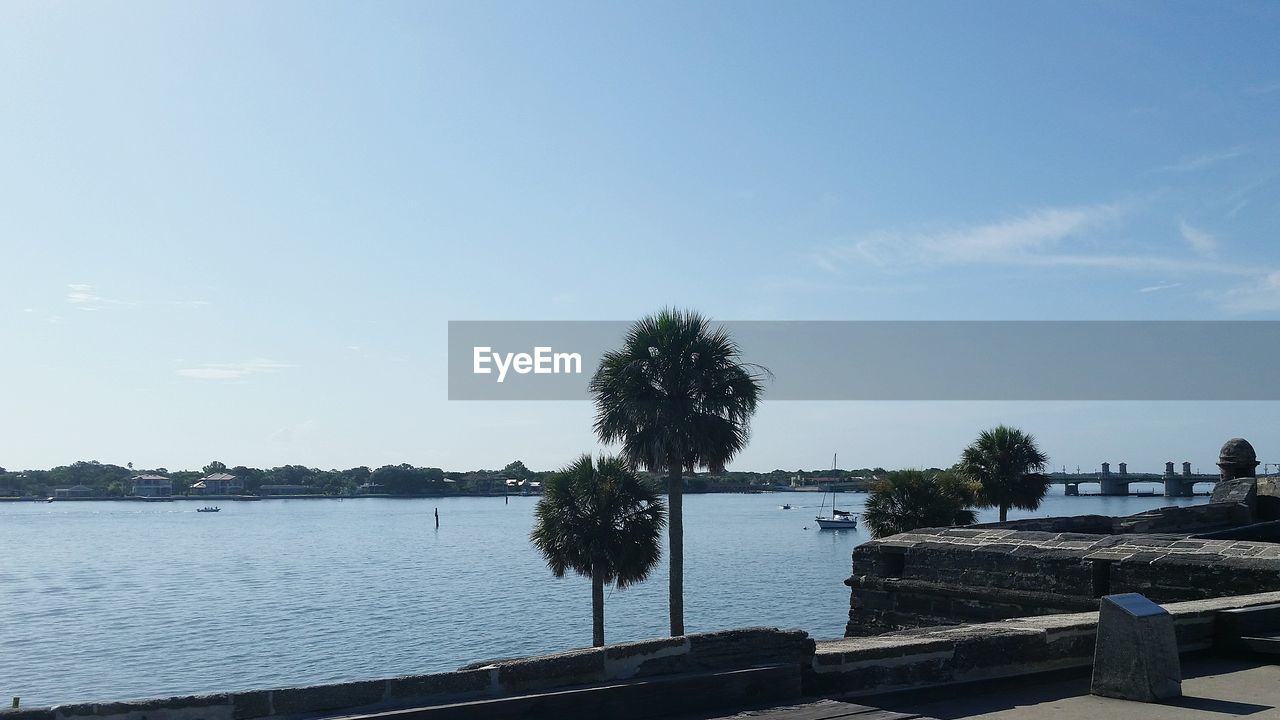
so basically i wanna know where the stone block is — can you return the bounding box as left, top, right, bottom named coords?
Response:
left=385, top=669, right=494, bottom=704
left=229, top=691, right=271, bottom=720
left=1091, top=593, right=1181, bottom=702
left=494, top=647, right=605, bottom=693
left=270, top=680, right=385, bottom=716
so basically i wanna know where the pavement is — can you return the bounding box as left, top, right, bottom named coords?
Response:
left=893, top=656, right=1280, bottom=719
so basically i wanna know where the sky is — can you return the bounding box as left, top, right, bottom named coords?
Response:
left=3, top=1, right=1280, bottom=474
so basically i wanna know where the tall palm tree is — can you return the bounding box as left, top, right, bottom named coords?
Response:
left=959, top=425, right=1050, bottom=522
left=861, top=469, right=979, bottom=539
left=590, top=309, right=766, bottom=636
left=530, top=455, right=666, bottom=647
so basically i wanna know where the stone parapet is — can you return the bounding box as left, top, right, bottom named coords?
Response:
left=813, top=590, right=1280, bottom=697
left=2, top=628, right=814, bottom=720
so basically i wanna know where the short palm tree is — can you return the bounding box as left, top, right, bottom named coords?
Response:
left=959, top=425, right=1050, bottom=522
left=530, top=455, right=666, bottom=647
left=590, top=309, right=766, bottom=636
left=861, top=469, right=979, bottom=539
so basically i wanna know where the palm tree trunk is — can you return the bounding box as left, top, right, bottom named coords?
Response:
left=668, top=459, right=684, bottom=637
left=592, top=561, right=605, bottom=647
left=1000, top=504, right=1008, bottom=522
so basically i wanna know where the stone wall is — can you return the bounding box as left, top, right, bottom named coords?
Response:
left=2, top=628, right=813, bottom=720
left=846, top=525, right=1280, bottom=635
left=812, top=590, right=1280, bottom=697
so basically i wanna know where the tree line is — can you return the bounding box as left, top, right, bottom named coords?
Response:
left=0, top=457, right=888, bottom=499
left=0, top=460, right=543, bottom=497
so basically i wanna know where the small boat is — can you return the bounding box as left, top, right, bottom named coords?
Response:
left=815, top=508, right=858, bottom=530
left=45, top=497, right=54, bottom=503
left=196, top=506, right=221, bottom=513
left=780, top=504, right=793, bottom=510
left=815, top=452, right=858, bottom=530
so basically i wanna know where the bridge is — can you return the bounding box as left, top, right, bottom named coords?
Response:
left=1050, top=461, right=1218, bottom=497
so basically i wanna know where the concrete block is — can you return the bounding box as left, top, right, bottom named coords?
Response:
left=1091, top=593, right=1181, bottom=702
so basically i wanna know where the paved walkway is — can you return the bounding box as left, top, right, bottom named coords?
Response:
left=893, top=656, right=1280, bottom=719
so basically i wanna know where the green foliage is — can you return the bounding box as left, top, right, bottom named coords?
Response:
left=589, top=308, right=766, bottom=636
left=530, top=455, right=666, bottom=647
left=371, top=464, right=445, bottom=495
left=590, top=309, right=767, bottom=474
left=502, top=460, right=532, bottom=479
left=959, top=425, right=1050, bottom=522
left=862, top=469, right=979, bottom=539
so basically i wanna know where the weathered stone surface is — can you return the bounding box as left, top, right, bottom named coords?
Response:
left=229, top=691, right=271, bottom=720
left=0, top=711, right=57, bottom=720
left=384, top=669, right=494, bottom=704
left=847, top=504, right=1280, bottom=635
left=270, top=680, right=385, bottom=716
left=493, top=647, right=605, bottom=693
left=1090, top=593, right=1181, bottom=702
left=1211, top=477, right=1257, bottom=513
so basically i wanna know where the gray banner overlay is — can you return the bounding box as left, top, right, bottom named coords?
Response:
left=448, top=321, right=1280, bottom=401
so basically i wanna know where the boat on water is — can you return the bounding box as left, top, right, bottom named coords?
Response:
left=780, top=504, right=793, bottom=510
left=196, top=506, right=221, bottom=513
left=815, top=508, right=858, bottom=529
left=815, top=452, right=858, bottom=529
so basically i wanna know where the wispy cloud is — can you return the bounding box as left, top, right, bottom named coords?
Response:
left=176, top=358, right=295, bottom=381
left=814, top=203, right=1263, bottom=282
left=1214, top=272, right=1280, bottom=313
left=1139, top=282, right=1182, bottom=293
left=1179, top=221, right=1219, bottom=258
left=66, top=283, right=126, bottom=310
left=1156, top=147, right=1245, bottom=173
left=821, top=203, right=1126, bottom=270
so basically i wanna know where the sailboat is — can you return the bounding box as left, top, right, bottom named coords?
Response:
left=816, top=452, right=858, bottom=530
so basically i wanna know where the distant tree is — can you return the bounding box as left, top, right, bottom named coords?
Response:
left=591, top=309, right=766, bottom=636
left=959, top=425, right=1050, bottom=522
left=530, top=455, right=666, bottom=647
left=502, top=460, right=532, bottom=479
left=862, top=469, right=978, bottom=539
left=203, top=461, right=227, bottom=474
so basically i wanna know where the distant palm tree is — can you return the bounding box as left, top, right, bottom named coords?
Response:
left=530, top=455, right=666, bottom=647
left=590, top=309, right=766, bottom=636
left=959, top=425, right=1050, bottom=522
left=862, top=469, right=979, bottom=539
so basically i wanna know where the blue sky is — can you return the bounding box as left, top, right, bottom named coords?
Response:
left=4, top=1, right=1280, bottom=473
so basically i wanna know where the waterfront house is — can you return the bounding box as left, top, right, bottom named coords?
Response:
left=130, top=474, right=172, bottom=498
left=190, top=472, right=244, bottom=495
left=357, top=482, right=387, bottom=495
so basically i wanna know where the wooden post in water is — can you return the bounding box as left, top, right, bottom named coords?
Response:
left=434, top=507, right=439, bottom=529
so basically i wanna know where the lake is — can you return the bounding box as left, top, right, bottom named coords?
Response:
left=0, top=488, right=1210, bottom=705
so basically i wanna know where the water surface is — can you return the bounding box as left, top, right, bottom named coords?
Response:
left=0, top=488, right=1206, bottom=705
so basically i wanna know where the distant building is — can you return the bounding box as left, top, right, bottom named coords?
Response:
left=190, top=472, right=243, bottom=495
left=357, top=483, right=387, bottom=495
left=131, top=474, right=172, bottom=498
left=54, top=485, right=95, bottom=499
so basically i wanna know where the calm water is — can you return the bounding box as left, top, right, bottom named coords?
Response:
left=0, top=487, right=1208, bottom=705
